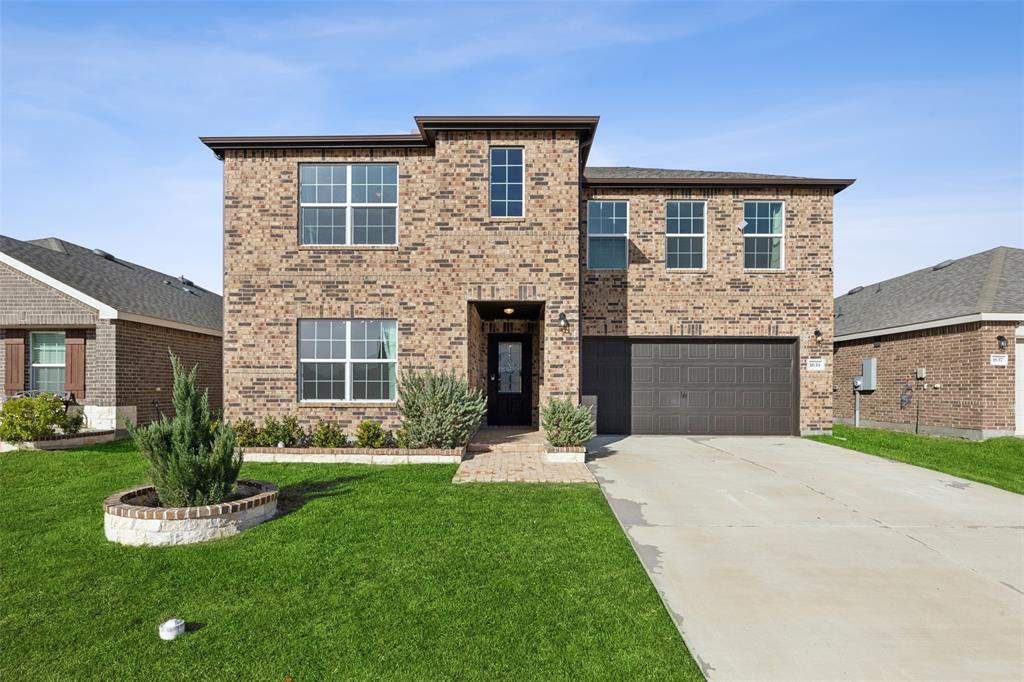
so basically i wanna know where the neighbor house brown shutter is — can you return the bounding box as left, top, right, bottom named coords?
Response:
left=4, top=335, right=25, bottom=395
left=64, top=332, right=86, bottom=400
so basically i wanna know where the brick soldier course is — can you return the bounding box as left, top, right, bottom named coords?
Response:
left=203, top=116, right=854, bottom=437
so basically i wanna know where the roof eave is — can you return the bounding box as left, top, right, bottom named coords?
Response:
left=199, top=134, right=429, bottom=160
left=584, top=176, right=857, bottom=192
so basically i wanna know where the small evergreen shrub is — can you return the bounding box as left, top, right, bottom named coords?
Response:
left=354, top=421, right=387, bottom=449
left=64, top=411, right=84, bottom=435
left=128, top=353, right=241, bottom=508
left=541, top=398, right=594, bottom=447
left=0, top=394, right=72, bottom=442
left=233, top=418, right=258, bottom=447
left=312, top=421, right=348, bottom=448
left=397, top=369, right=486, bottom=448
left=255, top=415, right=303, bottom=447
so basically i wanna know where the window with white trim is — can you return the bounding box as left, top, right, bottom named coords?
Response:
left=666, top=201, right=706, bottom=269
left=30, top=331, right=65, bottom=393
left=489, top=147, right=523, bottom=217
left=587, top=200, right=628, bottom=269
left=743, top=201, right=784, bottom=269
left=299, top=164, right=398, bottom=245
left=298, top=320, right=397, bottom=401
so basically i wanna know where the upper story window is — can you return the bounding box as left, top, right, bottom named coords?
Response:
left=743, top=201, right=784, bottom=269
left=30, top=331, right=65, bottom=393
left=587, top=200, right=628, bottom=270
left=298, top=319, right=397, bottom=402
left=299, top=164, right=398, bottom=246
left=489, top=147, right=523, bottom=218
left=666, top=201, right=706, bottom=269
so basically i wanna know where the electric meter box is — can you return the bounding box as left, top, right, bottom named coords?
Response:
left=859, top=357, right=877, bottom=391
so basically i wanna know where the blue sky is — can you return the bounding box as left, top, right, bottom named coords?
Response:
left=2, top=1, right=1022, bottom=295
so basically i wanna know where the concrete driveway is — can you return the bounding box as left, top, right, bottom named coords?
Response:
left=588, top=435, right=1024, bottom=681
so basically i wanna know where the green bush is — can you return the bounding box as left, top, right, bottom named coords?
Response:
left=397, top=369, right=486, bottom=448
left=0, top=394, right=72, bottom=442
left=312, top=421, right=348, bottom=448
left=255, top=415, right=303, bottom=447
left=541, top=398, right=594, bottom=447
left=354, top=421, right=387, bottom=449
left=64, top=411, right=84, bottom=436
left=233, top=418, right=258, bottom=447
left=128, top=353, right=241, bottom=508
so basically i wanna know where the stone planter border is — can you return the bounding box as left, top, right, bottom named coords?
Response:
left=242, top=446, right=464, bottom=465
left=0, top=430, right=118, bottom=453
left=544, top=445, right=587, bottom=463
left=103, top=479, right=278, bottom=546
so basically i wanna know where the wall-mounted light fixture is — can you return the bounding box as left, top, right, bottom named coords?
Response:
left=997, top=335, right=1008, bottom=350
left=558, top=312, right=568, bottom=329
left=813, top=328, right=823, bottom=343
left=503, top=307, right=515, bottom=316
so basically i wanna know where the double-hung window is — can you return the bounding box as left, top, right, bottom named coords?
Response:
left=743, top=201, right=784, bottom=269
left=489, top=147, right=523, bottom=217
left=30, top=331, right=65, bottom=393
left=299, top=164, right=398, bottom=245
left=666, top=201, right=706, bottom=269
left=587, top=200, right=628, bottom=269
left=298, top=320, right=397, bottom=401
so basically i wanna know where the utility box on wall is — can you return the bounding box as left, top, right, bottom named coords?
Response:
left=860, top=357, right=877, bottom=391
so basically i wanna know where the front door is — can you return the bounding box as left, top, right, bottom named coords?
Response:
left=487, top=334, right=532, bottom=426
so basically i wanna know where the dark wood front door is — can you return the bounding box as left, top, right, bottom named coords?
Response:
left=487, top=334, right=532, bottom=426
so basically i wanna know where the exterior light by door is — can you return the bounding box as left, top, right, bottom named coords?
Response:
left=997, top=335, right=1008, bottom=350
left=559, top=312, right=568, bottom=329
left=503, top=307, right=515, bottom=316
left=813, top=328, right=823, bottom=343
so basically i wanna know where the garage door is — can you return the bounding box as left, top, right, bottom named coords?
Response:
left=582, top=338, right=799, bottom=436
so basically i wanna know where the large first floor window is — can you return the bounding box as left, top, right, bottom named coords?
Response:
left=587, top=200, right=629, bottom=269
left=743, top=201, right=784, bottom=269
left=30, top=331, right=65, bottom=393
left=298, top=319, right=397, bottom=402
left=666, top=201, right=706, bottom=269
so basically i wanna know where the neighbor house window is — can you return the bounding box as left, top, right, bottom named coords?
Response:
left=743, top=201, right=784, bottom=269
left=30, top=331, right=65, bottom=393
left=666, top=201, right=706, bottom=269
left=489, top=147, right=523, bottom=217
left=298, top=320, right=397, bottom=402
left=587, top=200, right=628, bottom=269
left=299, top=164, right=398, bottom=245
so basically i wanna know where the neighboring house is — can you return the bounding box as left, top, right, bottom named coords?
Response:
left=833, top=246, right=1024, bottom=439
left=0, top=236, right=222, bottom=429
left=202, top=115, right=853, bottom=436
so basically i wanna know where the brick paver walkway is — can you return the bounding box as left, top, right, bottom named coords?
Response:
left=453, top=451, right=594, bottom=484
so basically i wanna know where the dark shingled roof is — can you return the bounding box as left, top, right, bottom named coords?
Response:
left=0, top=235, right=222, bottom=333
left=834, top=246, right=1024, bottom=338
left=585, top=166, right=855, bottom=190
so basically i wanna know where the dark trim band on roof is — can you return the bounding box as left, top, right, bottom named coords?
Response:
left=199, top=134, right=429, bottom=159
left=583, top=174, right=856, bottom=192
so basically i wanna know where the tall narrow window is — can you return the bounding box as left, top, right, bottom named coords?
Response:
left=743, top=201, right=784, bottom=269
left=587, top=200, right=628, bottom=269
left=666, top=201, right=706, bottom=269
left=299, top=163, right=398, bottom=245
left=30, top=331, right=65, bottom=393
left=298, top=320, right=397, bottom=402
left=490, top=147, right=523, bottom=217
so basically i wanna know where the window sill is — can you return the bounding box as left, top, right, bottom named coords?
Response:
left=297, top=400, right=397, bottom=407
left=666, top=268, right=708, bottom=273
left=489, top=216, right=528, bottom=222
left=743, top=268, right=786, bottom=273
left=299, top=245, right=400, bottom=251
left=587, top=267, right=628, bottom=272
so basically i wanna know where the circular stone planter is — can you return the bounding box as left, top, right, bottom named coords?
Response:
left=103, top=480, right=278, bottom=546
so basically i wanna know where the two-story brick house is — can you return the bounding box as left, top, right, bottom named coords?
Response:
left=202, top=116, right=853, bottom=436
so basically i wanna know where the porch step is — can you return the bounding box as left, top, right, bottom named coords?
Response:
left=466, top=442, right=547, bottom=455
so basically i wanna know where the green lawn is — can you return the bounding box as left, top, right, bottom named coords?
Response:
left=0, top=441, right=701, bottom=681
left=809, top=425, right=1024, bottom=495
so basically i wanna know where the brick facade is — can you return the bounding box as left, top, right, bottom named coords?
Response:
left=834, top=321, right=1018, bottom=439
left=582, top=187, right=835, bottom=434
left=222, top=130, right=581, bottom=430
left=1, top=262, right=221, bottom=427
left=217, top=122, right=840, bottom=435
